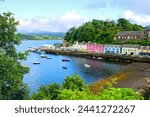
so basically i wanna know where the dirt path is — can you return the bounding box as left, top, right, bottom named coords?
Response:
left=89, top=62, right=150, bottom=94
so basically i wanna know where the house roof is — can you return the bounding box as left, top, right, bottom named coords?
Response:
left=122, top=44, right=140, bottom=48
left=139, top=46, right=150, bottom=50
left=116, top=31, right=143, bottom=36
left=104, top=44, right=122, bottom=47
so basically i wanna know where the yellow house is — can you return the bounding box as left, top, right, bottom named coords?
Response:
left=122, top=44, right=140, bottom=55
left=138, top=46, right=150, bottom=56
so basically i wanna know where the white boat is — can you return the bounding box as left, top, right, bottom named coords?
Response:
left=41, top=54, right=47, bottom=58
left=33, top=55, right=40, bottom=64
left=84, top=64, right=91, bottom=68
left=47, top=56, right=52, bottom=59
left=98, top=57, right=103, bottom=60
left=33, top=62, right=40, bottom=64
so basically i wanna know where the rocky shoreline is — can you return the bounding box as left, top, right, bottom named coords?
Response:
left=89, top=62, right=150, bottom=99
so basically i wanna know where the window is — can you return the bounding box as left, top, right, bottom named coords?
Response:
left=134, top=36, right=136, bottom=39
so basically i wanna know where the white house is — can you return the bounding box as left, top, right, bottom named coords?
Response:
left=40, top=44, right=54, bottom=50
left=122, top=44, right=140, bottom=55
left=70, top=41, right=87, bottom=52
left=70, top=41, right=80, bottom=51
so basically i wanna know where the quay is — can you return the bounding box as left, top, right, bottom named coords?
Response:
left=44, top=49, right=150, bottom=63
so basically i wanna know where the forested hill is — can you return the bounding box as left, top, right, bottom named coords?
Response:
left=20, top=32, right=65, bottom=40
left=64, top=18, right=143, bottom=44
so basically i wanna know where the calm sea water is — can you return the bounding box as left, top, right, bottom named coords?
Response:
left=18, top=40, right=126, bottom=93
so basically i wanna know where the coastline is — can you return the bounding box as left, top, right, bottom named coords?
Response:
left=89, top=62, right=150, bottom=95
left=45, top=49, right=150, bottom=63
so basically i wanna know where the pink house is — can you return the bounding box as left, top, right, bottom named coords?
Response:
left=87, top=43, right=104, bottom=54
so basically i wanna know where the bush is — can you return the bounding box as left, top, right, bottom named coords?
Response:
left=99, top=88, right=143, bottom=100
left=59, top=89, right=98, bottom=100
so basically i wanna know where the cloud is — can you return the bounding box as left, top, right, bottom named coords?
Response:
left=18, top=11, right=87, bottom=33
left=84, top=0, right=107, bottom=10
left=111, top=0, right=150, bottom=15
left=122, top=10, right=150, bottom=26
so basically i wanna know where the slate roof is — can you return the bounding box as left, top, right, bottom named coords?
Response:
left=139, top=46, right=150, bottom=50
left=116, top=31, right=143, bottom=36
left=104, top=44, right=122, bottom=48
left=122, top=44, right=140, bottom=48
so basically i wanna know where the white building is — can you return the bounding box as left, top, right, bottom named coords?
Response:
left=40, top=45, right=54, bottom=50
left=122, top=44, right=140, bottom=55
left=70, top=41, right=87, bottom=52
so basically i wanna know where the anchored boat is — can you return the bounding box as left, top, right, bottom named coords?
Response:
left=33, top=62, right=40, bottom=64
left=84, top=64, right=91, bottom=68
left=62, top=67, right=67, bottom=69
left=62, top=59, right=70, bottom=62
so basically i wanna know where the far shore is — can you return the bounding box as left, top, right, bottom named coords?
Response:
left=21, top=38, right=64, bottom=40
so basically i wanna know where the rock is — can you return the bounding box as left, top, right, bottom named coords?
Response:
left=137, top=88, right=147, bottom=96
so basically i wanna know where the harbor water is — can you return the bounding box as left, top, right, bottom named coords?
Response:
left=17, top=40, right=126, bottom=93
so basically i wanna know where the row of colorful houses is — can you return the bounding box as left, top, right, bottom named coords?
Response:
left=69, top=41, right=150, bottom=56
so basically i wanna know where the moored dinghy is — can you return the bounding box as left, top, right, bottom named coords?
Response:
left=62, top=66, right=67, bottom=69
left=84, top=64, right=91, bottom=68
left=41, top=54, right=47, bottom=58
left=33, top=62, right=40, bottom=64
left=62, top=58, right=70, bottom=62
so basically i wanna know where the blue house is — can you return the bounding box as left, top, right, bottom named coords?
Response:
left=104, top=44, right=122, bottom=54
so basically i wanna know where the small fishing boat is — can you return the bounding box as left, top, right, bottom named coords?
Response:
left=98, top=57, right=103, bottom=60
left=84, top=64, right=91, bottom=68
left=62, top=67, right=67, bottom=69
left=62, top=59, right=70, bottom=62
left=41, top=54, right=47, bottom=58
left=33, top=55, right=40, bottom=64
left=47, top=57, right=52, bottom=59
left=33, top=62, right=40, bottom=64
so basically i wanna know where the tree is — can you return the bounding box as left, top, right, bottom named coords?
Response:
left=64, top=18, right=143, bottom=44
left=117, top=18, right=132, bottom=31
left=62, top=73, right=88, bottom=91
left=31, top=83, right=60, bottom=100
left=0, top=12, right=29, bottom=99
left=64, top=27, right=76, bottom=44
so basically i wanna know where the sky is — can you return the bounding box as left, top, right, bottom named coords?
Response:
left=0, top=0, right=150, bottom=33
